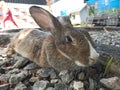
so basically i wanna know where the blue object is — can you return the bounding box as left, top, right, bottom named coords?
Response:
left=86, top=0, right=96, bottom=5
left=97, top=0, right=120, bottom=11
left=60, top=10, right=67, bottom=16
left=86, top=0, right=120, bottom=11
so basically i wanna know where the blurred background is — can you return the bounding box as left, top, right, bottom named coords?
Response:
left=0, top=0, right=120, bottom=29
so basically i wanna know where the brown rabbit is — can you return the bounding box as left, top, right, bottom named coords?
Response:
left=6, top=6, right=99, bottom=71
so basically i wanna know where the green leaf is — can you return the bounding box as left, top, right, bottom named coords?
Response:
left=103, top=57, right=113, bottom=76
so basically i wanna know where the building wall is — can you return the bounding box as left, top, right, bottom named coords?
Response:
left=51, top=0, right=85, bottom=16
left=51, top=0, right=88, bottom=24
left=80, top=6, right=88, bottom=23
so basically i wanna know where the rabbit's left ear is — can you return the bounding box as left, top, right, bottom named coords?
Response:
left=29, top=6, right=62, bottom=33
left=29, top=6, right=65, bottom=45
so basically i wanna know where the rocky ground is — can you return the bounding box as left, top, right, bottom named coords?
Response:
left=89, top=30, right=120, bottom=58
left=0, top=28, right=120, bottom=90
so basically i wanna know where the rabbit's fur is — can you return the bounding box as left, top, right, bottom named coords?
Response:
left=6, top=6, right=99, bottom=71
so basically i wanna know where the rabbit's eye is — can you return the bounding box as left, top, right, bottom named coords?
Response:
left=65, top=36, right=72, bottom=43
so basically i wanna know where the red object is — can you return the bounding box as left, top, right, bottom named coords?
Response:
left=3, top=9, right=18, bottom=28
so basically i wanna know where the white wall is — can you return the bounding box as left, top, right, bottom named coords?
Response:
left=80, top=6, right=89, bottom=23
left=51, top=0, right=86, bottom=16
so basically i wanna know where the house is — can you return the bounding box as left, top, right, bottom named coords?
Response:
left=51, top=0, right=88, bottom=25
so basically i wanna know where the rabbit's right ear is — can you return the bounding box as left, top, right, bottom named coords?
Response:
left=57, top=16, right=73, bottom=28
left=29, top=6, right=65, bottom=45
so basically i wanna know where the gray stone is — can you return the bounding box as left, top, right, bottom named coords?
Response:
left=77, top=72, right=85, bottom=81
left=54, top=83, right=68, bottom=90
left=12, top=55, right=29, bottom=68
left=46, top=87, right=55, bottom=90
left=7, top=68, right=20, bottom=74
left=99, top=88, right=106, bottom=90
left=0, top=59, right=8, bottom=67
left=73, top=81, right=84, bottom=90
left=33, top=80, right=49, bottom=90
left=0, top=35, right=10, bottom=47
left=29, top=76, right=39, bottom=83
left=116, top=79, right=120, bottom=90
left=59, top=70, right=74, bottom=84
left=100, top=77, right=119, bottom=89
left=0, top=74, right=11, bottom=83
left=50, top=79, right=58, bottom=84
left=89, top=78, right=96, bottom=90
left=14, top=82, right=27, bottom=90
left=37, top=68, right=57, bottom=78
left=24, top=62, right=39, bottom=70
left=9, top=74, right=21, bottom=85
left=0, top=84, right=10, bottom=90
left=9, top=71, right=29, bottom=85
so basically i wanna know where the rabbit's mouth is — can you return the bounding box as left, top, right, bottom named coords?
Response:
left=89, top=58, right=97, bottom=66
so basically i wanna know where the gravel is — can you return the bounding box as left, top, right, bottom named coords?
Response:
left=0, top=29, right=120, bottom=90
left=89, top=30, right=120, bottom=58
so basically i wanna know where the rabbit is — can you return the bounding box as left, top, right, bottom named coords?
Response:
left=6, top=6, right=99, bottom=71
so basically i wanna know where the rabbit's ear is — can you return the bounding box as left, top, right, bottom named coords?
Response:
left=29, top=6, right=65, bottom=45
left=29, top=6, right=63, bottom=33
left=57, top=16, right=73, bottom=28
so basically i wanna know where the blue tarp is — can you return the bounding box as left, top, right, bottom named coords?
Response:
left=98, top=0, right=120, bottom=11
left=86, top=0, right=96, bottom=5
left=86, top=0, right=120, bottom=11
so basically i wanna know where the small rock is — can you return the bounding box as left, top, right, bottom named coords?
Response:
left=37, top=68, right=57, bottom=79
left=9, top=71, right=29, bottom=85
left=0, top=74, right=10, bottom=83
left=50, top=79, right=58, bottom=84
left=46, top=87, right=55, bottom=90
left=11, top=55, right=29, bottom=68
left=99, top=88, right=106, bottom=90
left=0, top=35, right=10, bottom=47
left=0, top=59, right=8, bottom=67
left=54, top=83, right=68, bottom=90
left=115, top=78, right=120, bottom=90
left=0, top=68, right=5, bottom=74
left=14, top=82, right=27, bottom=90
left=77, top=72, right=85, bottom=81
left=89, top=78, right=96, bottom=90
left=59, top=70, right=74, bottom=84
left=9, top=74, right=21, bottom=85
left=73, top=81, right=84, bottom=90
left=24, top=62, right=39, bottom=70
left=33, top=80, right=49, bottom=90
left=7, top=68, right=20, bottom=74
left=29, top=76, right=39, bottom=83
left=100, top=77, right=119, bottom=89
left=0, top=84, right=10, bottom=90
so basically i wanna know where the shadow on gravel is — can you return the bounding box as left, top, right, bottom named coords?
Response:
left=96, top=44, right=120, bottom=58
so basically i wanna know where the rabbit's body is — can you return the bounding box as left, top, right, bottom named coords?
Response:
left=6, top=6, right=99, bottom=71
left=7, top=29, right=80, bottom=70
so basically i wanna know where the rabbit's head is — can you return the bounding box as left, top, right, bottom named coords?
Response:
left=30, top=6, right=99, bottom=67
